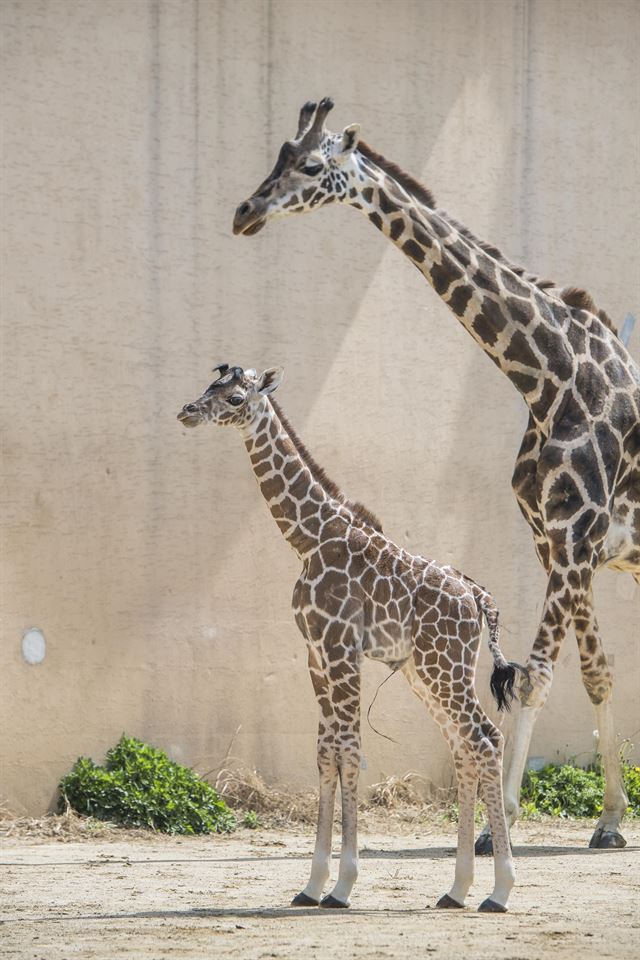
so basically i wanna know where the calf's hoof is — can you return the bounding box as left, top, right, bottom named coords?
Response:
left=291, top=892, right=319, bottom=907
left=320, top=894, right=349, bottom=909
left=478, top=898, right=507, bottom=913
left=474, top=832, right=493, bottom=856
left=589, top=827, right=626, bottom=849
left=435, top=893, right=464, bottom=909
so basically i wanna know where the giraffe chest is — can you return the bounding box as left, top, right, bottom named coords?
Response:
left=293, top=543, right=418, bottom=668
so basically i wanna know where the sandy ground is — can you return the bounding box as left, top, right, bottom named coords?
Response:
left=1, top=819, right=639, bottom=960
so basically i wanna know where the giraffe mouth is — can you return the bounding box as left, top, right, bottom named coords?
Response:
left=177, top=407, right=203, bottom=428
left=239, top=218, right=266, bottom=237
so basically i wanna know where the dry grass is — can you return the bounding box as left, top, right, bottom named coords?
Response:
left=203, top=727, right=456, bottom=827
left=0, top=803, right=158, bottom=843
left=214, top=765, right=319, bottom=825
left=213, top=765, right=458, bottom=829
left=0, top=768, right=459, bottom=841
left=364, top=771, right=458, bottom=828
left=368, top=771, right=434, bottom=808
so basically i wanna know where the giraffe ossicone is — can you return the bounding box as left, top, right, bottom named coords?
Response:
left=232, top=99, right=640, bottom=853
left=178, top=363, right=526, bottom=911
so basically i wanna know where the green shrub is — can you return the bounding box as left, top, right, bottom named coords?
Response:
left=59, top=735, right=235, bottom=834
left=624, top=763, right=640, bottom=812
left=242, top=809, right=261, bottom=829
left=521, top=761, right=640, bottom=818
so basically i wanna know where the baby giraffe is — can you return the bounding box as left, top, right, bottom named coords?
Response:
left=178, top=363, right=524, bottom=912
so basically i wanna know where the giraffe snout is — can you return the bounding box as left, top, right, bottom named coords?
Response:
left=233, top=198, right=267, bottom=236
left=177, top=403, right=203, bottom=428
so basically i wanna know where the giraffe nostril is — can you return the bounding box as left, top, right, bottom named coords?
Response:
left=185, top=404, right=198, bottom=414
left=239, top=201, right=251, bottom=217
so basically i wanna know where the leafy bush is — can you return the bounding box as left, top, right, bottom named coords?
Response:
left=624, top=763, right=640, bottom=813
left=521, top=761, right=640, bottom=818
left=242, top=809, right=261, bottom=829
left=59, top=735, right=235, bottom=834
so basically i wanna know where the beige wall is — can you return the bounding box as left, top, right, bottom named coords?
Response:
left=2, top=0, right=638, bottom=816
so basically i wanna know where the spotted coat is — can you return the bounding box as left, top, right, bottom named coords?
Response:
left=178, top=365, right=521, bottom=910
left=233, top=99, right=640, bottom=850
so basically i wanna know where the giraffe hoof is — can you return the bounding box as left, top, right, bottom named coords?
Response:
left=435, top=894, right=464, bottom=909
left=319, top=894, right=350, bottom=909
left=589, top=828, right=626, bottom=849
left=290, top=892, right=319, bottom=907
left=474, top=832, right=493, bottom=856
left=478, top=898, right=507, bottom=913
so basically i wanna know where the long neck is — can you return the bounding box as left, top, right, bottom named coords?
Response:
left=240, top=397, right=376, bottom=559
left=345, top=145, right=575, bottom=425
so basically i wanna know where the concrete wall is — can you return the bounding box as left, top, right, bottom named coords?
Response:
left=2, top=0, right=638, bottom=816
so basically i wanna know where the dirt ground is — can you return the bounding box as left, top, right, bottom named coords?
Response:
left=1, top=818, right=639, bottom=960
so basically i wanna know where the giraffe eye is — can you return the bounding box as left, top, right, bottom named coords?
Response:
left=302, top=162, right=323, bottom=177
left=227, top=395, right=244, bottom=406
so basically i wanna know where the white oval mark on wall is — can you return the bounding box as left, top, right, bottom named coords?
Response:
left=22, top=628, right=46, bottom=665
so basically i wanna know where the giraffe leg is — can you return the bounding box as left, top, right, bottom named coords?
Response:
left=294, top=731, right=362, bottom=908
left=295, top=633, right=362, bottom=908
left=401, top=661, right=473, bottom=907
left=403, top=656, right=514, bottom=911
left=575, top=592, right=628, bottom=849
left=445, top=715, right=515, bottom=910
left=476, top=733, right=515, bottom=911
left=476, top=568, right=574, bottom=855
left=590, top=700, right=628, bottom=849
left=320, top=750, right=360, bottom=907
left=291, top=740, right=337, bottom=905
left=436, top=751, right=477, bottom=908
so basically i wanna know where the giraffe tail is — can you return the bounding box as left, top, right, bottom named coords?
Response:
left=476, top=591, right=528, bottom=713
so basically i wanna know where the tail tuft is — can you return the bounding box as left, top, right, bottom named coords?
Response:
left=490, top=662, right=519, bottom=712
left=476, top=591, right=527, bottom=712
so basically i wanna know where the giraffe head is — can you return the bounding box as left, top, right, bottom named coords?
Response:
left=232, top=97, right=360, bottom=236
left=177, top=364, right=283, bottom=429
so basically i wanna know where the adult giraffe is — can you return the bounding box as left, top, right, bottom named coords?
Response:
left=233, top=98, right=640, bottom=851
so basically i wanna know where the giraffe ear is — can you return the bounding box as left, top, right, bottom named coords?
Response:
left=339, top=123, right=360, bottom=156
left=256, top=366, right=284, bottom=395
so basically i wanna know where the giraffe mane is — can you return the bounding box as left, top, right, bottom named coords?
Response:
left=270, top=399, right=383, bottom=533
left=357, top=140, right=437, bottom=210
left=357, top=141, right=618, bottom=339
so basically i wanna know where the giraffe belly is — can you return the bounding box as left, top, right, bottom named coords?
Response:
left=363, top=626, right=413, bottom=669
left=603, top=519, right=640, bottom=574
